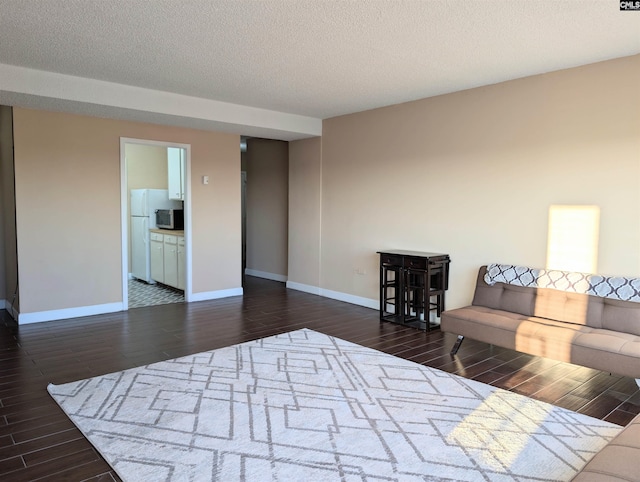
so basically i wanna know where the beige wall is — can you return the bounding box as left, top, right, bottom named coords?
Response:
left=0, top=105, right=18, bottom=311
left=0, top=107, right=7, bottom=303
left=245, top=138, right=289, bottom=278
left=288, top=137, right=321, bottom=288
left=125, top=143, right=169, bottom=190
left=12, top=108, right=241, bottom=315
left=311, top=55, right=640, bottom=309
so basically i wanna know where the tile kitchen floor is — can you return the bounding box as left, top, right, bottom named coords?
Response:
left=128, top=278, right=184, bottom=308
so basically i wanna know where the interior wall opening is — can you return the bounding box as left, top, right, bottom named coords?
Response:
left=121, top=139, right=191, bottom=309
left=242, top=137, right=289, bottom=286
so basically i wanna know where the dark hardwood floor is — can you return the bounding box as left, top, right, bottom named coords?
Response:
left=1, top=276, right=639, bottom=481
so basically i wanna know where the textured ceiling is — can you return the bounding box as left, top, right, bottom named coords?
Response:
left=0, top=0, right=638, bottom=138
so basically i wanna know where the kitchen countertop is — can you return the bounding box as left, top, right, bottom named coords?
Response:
left=150, top=228, right=185, bottom=236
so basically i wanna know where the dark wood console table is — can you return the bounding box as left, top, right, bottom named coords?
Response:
left=377, top=250, right=451, bottom=331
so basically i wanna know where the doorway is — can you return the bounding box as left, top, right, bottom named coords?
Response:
left=241, top=138, right=289, bottom=285
left=120, top=138, right=192, bottom=309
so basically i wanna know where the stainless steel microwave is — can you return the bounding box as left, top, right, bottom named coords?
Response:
left=155, top=209, right=184, bottom=230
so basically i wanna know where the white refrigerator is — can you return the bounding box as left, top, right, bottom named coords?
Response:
left=130, top=189, right=182, bottom=283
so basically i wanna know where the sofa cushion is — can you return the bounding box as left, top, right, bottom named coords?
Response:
left=602, top=298, right=640, bottom=337
left=473, top=280, right=536, bottom=316
left=533, top=287, right=604, bottom=328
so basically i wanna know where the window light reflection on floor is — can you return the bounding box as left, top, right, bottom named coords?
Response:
left=446, top=391, right=553, bottom=472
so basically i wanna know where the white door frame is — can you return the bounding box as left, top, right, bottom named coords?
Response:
left=120, top=137, right=193, bottom=309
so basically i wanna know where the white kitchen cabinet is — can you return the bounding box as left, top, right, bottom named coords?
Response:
left=149, top=230, right=185, bottom=290
left=167, top=147, right=185, bottom=201
left=177, top=236, right=186, bottom=290
left=163, top=235, right=179, bottom=288
left=150, top=232, right=165, bottom=283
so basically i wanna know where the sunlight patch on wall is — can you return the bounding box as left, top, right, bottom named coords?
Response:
left=546, top=205, right=600, bottom=274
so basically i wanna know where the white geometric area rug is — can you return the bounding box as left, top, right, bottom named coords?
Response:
left=48, top=329, right=620, bottom=482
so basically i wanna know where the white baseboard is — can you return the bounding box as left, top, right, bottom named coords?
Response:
left=285, top=281, right=321, bottom=295
left=18, top=302, right=124, bottom=325
left=14, top=284, right=375, bottom=324
left=5, top=300, right=18, bottom=320
left=16, top=286, right=245, bottom=323
left=190, top=287, right=243, bottom=302
left=0, top=299, right=17, bottom=321
left=319, top=288, right=378, bottom=310
left=286, top=282, right=378, bottom=310
left=245, top=269, right=287, bottom=283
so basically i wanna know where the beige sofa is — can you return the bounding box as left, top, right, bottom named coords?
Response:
left=441, top=265, right=640, bottom=382
left=441, top=265, right=640, bottom=481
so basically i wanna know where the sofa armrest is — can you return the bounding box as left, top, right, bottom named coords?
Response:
left=572, top=412, right=640, bottom=481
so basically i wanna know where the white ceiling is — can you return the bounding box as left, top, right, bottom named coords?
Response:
left=0, top=0, right=638, bottom=140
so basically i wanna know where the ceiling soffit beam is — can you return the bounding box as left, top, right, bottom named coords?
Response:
left=0, top=63, right=322, bottom=141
